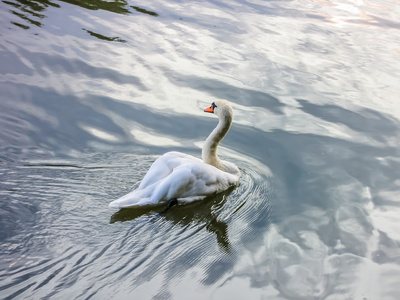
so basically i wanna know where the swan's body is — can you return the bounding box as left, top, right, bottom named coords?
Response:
left=109, top=100, right=240, bottom=208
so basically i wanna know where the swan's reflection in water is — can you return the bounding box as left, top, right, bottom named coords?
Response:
left=110, top=187, right=236, bottom=252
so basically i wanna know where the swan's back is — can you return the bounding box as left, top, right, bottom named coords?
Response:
left=139, top=152, right=202, bottom=189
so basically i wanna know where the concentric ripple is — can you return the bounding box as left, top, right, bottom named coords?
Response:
left=0, top=152, right=277, bottom=299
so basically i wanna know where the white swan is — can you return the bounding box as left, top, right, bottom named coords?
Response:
left=109, top=100, right=241, bottom=208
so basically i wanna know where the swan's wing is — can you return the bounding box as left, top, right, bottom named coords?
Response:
left=109, top=186, right=153, bottom=207
left=139, top=151, right=202, bottom=189
left=149, top=161, right=239, bottom=204
left=110, top=153, right=239, bottom=208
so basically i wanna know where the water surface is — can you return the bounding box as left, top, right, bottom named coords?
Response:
left=1, top=0, right=400, bottom=299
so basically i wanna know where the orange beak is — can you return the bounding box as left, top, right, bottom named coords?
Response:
left=204, top=105, right=214, bottom=113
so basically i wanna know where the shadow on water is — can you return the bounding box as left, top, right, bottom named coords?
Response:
left=60, top=0, right=130, bottom=14
left=2, top=0, right=158, bottom=32
left=1, top=82, right=246, bottom=159
left=297, top=99, right=400, bottom=142
left=82, top=29, right=127, bottom=43
left=16, top=48, right=148, bottom=89
left=110, top=187, right=236, bottom=252
left=165, top=71, right=285, bottom=115
left=130, top=5, right=158, bottom=17
left=2, top=0, right=60, bottom=29
left=0, top=82, right=201, bottom=158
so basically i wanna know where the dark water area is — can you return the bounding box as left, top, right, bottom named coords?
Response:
left=1, top=0, right=400, bottom=299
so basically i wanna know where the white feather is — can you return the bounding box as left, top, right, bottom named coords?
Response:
left=109, top=100, right=241, bottom=208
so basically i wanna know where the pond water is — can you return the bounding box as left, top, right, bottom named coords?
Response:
left=1, top=0, right=400, bottom=299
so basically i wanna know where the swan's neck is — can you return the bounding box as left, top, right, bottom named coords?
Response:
left=202, top=114, right=232, bottom=172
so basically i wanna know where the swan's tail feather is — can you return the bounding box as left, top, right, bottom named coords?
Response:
left=109, top=189, right=152, bottom=208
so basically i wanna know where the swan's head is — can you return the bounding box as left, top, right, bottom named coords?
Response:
left=204, top=100, right=233, bottom=119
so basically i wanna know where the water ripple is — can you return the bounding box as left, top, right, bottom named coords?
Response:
left=1, top=0, right=400, bottom=297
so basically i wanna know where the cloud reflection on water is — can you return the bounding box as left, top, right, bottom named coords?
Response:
left=1, top=0, right=400, bottom=298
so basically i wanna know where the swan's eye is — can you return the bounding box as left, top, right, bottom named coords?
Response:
left=212, top=102, right=217, bottom=109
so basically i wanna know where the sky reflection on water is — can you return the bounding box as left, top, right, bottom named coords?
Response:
left=1, top=0, right=400, bottom=299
